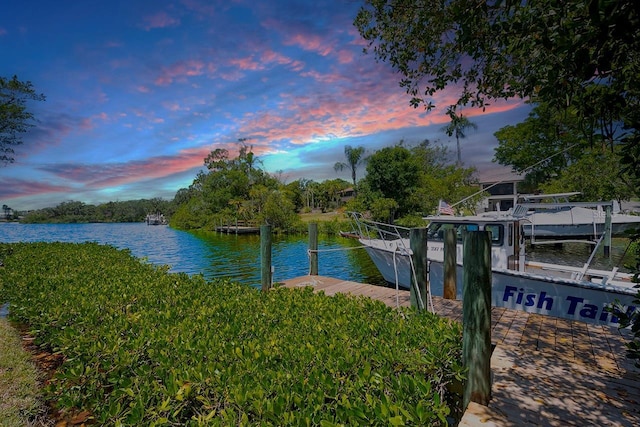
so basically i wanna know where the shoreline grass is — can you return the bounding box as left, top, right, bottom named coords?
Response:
left=0, top=316, right=51, bottom=427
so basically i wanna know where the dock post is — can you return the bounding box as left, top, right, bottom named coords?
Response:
left=604, top=205, right=612, bottom=258
left=444, top=227, right=457, bottom=299
left=309, top=222, right=318, bottom=275
left=260, top=225, right=272, bottom=291
left=463, top=231, right=492, bottom=409
left=409, top=227, right=428, bottom=311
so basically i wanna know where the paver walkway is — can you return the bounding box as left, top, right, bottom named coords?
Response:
left=281, top=275, right=640, bottom=426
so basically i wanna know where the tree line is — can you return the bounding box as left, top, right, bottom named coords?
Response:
left=168, top=139, right=480, bottom=231
left=18, top=199, right=175, bottom=224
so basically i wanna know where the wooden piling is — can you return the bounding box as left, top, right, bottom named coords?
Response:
left=260, top=225, right=272, bottom=291
left=462, top=231, right=492, bottom=409
left=604, top=205, right=612, bottom=258
left=443, top=227, right=457, bottom=299
left=409, top=227, right=428, bottom=311
left=309, top=222, right=318, bottom=276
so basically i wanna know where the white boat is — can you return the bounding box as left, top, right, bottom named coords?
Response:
left=351, top=212, right=639, bottom=327
left=145, top=213, right=167, bottom=225
left=488, top=192, right=640, bottom=242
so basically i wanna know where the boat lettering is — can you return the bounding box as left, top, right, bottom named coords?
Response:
left=501, top=286, right=636, bottom=324
left=565, top=296, right=623, bottom=323
left=502, top=286, right=553, bottom=310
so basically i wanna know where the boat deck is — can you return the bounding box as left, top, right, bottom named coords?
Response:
left=280, top=275, right=640, bottom=426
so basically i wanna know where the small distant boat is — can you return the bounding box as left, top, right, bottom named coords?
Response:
left=145, top=213, right=167, bottom=225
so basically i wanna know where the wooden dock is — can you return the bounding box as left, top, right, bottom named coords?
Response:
left=281, top=275, right=640, bottom=426
left=214, top=225, right=260, bottom=234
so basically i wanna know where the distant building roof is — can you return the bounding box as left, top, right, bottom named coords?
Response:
left=476, top=166, right=523, bottom=184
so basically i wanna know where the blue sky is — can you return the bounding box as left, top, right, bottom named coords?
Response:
left=1, top=0, right=529, bottom=210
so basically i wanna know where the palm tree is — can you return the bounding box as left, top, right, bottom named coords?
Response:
left=442, top=109, right=477, bottom=165
left=334, top=145, right=366, bottom=192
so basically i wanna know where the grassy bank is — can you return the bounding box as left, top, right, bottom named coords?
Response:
left=0, top=316, right=50, bottom=426
left=0, top=242, right=464, bottom=426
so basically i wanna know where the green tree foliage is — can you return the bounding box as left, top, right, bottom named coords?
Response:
left=334, top=145, right=367, bottom=190
left=494, top=103, right=637, bottom=199
left=20, top=199, right=174, bottom=223
left=355, top=0, right=640, bottom=188
left=494, top=103, right=592, bottom=191
left=364, top=144, right=420, bottom=218
left=540, top=148, right=636, bottom=202
left=0, top=75, right=45, bottom=164
left=2, top=204, right=13, bottom=220
left=316, top=179, right=351, bottom=212
left=361, top=141, right=479, bottom=220
left=441, top=109, right=477, bottom=166
left=170, top=146, right=300, bottom=231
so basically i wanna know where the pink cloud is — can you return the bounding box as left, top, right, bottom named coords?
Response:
left=230, top=79, right=525, bottom=150
left=154, top=59, right=206, bottom=86
left=0, top=28, right=7, bottom=36
left=0, top=177, right=71, bottom=199
left=37, top=146, right=213, bottom=189
left=260, top=50, right=305, bottom=71
left=229, top=56, right=263, bottom=71
left=285, top=33, right=333, bottom=56
left=336, top=49, right=354, bottom=64
left=141, top=11, right=180, bottom=31
left=300, top=70, right=343, bottom=84
left=162, top=101, right=189, bottom=112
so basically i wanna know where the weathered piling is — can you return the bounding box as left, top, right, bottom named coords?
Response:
left=443, top=227, right=457, bottom=299
left=260, top=224, right=272, bottom=291
left=409, top=227, right=428, bottom=310
left=308, top=222, right=318, bottom=275
left=462, top=231, right=492, bottom=409
left=604, top=205, right=612, bottom=258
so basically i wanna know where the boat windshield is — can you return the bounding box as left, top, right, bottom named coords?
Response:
left=427, top=222, right=504, bottom=246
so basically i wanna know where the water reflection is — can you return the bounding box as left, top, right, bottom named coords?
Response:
left=1, top=223, right=634, bottom=290
left=0, top=223, right=387, bottom=287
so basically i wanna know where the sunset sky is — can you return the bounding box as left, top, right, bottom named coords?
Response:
left=1, top=0, right=529, bottom=211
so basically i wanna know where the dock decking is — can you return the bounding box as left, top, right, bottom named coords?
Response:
left=281, top=275, right=640, bottom=426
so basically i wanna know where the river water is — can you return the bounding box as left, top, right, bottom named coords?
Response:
left=0, top=222, right=634, bottom=290
left=0, top=222, right=387, bottom=287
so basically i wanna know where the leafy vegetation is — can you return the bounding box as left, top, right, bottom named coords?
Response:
left=608, top=231, right=640, bottom=366
left=0, top=242, right=465, bottom=426
left=20, top=198, right=174, bottom=224
left=494, top=103, right=637, bottom=200
left=355, top=0, right=640, bottom=196
left=0, top=75, right=45, bottom=165
left=170, top=143, right=308, bottom=233
left=333, top=145, right=367, bottom=191
left=350, top=141, right=482, bottom=221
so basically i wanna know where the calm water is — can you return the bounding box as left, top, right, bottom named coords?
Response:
left=0, top=222, right=633, bottom=290
left=0, top=222, right=387, bottom=287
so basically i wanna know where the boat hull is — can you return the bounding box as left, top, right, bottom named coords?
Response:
left=363, top=243, right=637, bottom=327
left=429, top=262, right=637, bottom=327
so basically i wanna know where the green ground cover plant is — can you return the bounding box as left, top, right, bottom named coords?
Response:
left=0, top=242, right=464, bottom=426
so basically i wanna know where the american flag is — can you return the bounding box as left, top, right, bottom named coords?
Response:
left=438, top=200, right=455, bottom=215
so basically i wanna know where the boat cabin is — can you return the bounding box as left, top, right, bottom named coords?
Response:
left=425, top=215, right=524, bottom=271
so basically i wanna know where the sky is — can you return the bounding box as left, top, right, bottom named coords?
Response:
left=0, top=0, right=530, bottom=211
